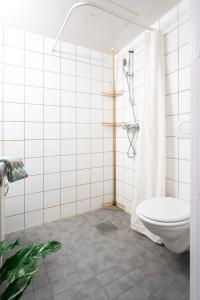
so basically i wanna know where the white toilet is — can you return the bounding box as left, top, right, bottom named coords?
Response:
left=136, top=197, right=190, bottom=254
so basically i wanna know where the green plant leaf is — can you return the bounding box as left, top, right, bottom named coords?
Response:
left=0, top=240, right=61, bottom=300
left=0, top=241, right=61, bottom=285
left=33, top=240, right=62, bottom=259
left=0, top=273, right=34, bottom=300
left=0, top=240, right=20, bottom=257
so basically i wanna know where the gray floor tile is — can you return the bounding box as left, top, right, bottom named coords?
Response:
left=21, top=291, right=35, bottom=300
left=67, top=277, right=101, bottom=300
left=81, top=277, right=101, bottom=293
left=126, top=268, right=146, bottom=286
left=54, top=290, right=73, bottom=300
left=123, top=283, right=151, bottom=300
left=4, top=208, right=189, bottom=300
left=50, top=278, right=67, bottom=296
left=115, top=294, right=129, bottom=300
left=155, top=290, right=189, bottom=300
left=103, top=275, right=134, bottom=299
left=35, top=286, right=53, bottom=300
left=96, top=264, right=128, bottom=286
left=32, top=274, right=49, bottom=289
left=165, top=274, right=189, bottom=297
left=146, top=289, right=165, bottom=300
left=90, top=288, right=109, bottom=300
left=68, top=266, right=93, bottom=286
left=143, top=267, right=178, bottom=294
left=65, top=272, right=81, bottom=288
left=47, top=268, right=64, bottom=283
left=139, top=258, right=165, bottom=277
left=86, top=250, right=118, bottom=274
left=68, top=284, right=88, bottom=299
left=148, top=275, right=189, bottom=300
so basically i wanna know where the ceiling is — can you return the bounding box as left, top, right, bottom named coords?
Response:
left=0, top=0, right=181, bottom=53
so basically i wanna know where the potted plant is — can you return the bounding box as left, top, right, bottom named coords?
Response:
left=0, top=239, right=61, bottom=299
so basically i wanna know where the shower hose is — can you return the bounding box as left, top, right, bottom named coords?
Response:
left=123, top=69, right=139, bottom=159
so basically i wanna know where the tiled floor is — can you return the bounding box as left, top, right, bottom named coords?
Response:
left=5, top=208, right=189, bottom=300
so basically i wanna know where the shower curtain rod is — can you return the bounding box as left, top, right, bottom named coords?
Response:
left=52, top=1, right=153, bottom=52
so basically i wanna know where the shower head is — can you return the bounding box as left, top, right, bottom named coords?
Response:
left=122, top=58, right=128, bottom=75
left=123, top=58, right=127, bottom=67
left=128, top=49, right=134, bottom=54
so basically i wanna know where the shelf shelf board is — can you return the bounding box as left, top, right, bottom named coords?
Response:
left=102, top=122, right=122, bottom=127
left=102, top=90, right=123, bottom=97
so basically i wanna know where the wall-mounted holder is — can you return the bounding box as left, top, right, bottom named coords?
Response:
left=102, top=91, right=124, bottom=97
left=176, top=120, right=190, bottom=138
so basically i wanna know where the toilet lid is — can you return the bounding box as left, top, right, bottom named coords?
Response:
left=137, top=197, right=190, bottom=223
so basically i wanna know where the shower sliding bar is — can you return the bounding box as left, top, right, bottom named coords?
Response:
left=52, top=1, right=153, bottom=52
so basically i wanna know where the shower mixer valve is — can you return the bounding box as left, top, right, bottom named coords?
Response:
left=121, top=123, right=139, bottom=130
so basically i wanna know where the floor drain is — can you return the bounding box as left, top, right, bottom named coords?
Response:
left=95, top=221, right=118, bottom=234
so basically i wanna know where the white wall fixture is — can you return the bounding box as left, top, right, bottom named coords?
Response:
left=176, top=120, right=190, bottom=138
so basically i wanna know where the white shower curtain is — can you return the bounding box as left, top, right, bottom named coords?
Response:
left=131, top=31, right=166, bottom=243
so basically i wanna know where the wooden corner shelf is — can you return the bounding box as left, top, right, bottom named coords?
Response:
left=102, top=90, right=123, bottom=97
left=102, top=122, right=122, bottom=128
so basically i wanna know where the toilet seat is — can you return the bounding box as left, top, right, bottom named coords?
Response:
left=136, top=197, right=190, bottom=227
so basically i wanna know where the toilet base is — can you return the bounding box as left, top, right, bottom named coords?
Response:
left=161, top=229, right=190, bottom=253
left=141, top=220, right=190, bottom=254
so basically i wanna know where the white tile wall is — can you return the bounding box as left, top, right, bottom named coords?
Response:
left=0, top=26, right=113, bottom=233
left=1, top=0, right=191, bottom=231
left=115, top=0, right=191, bottom=213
